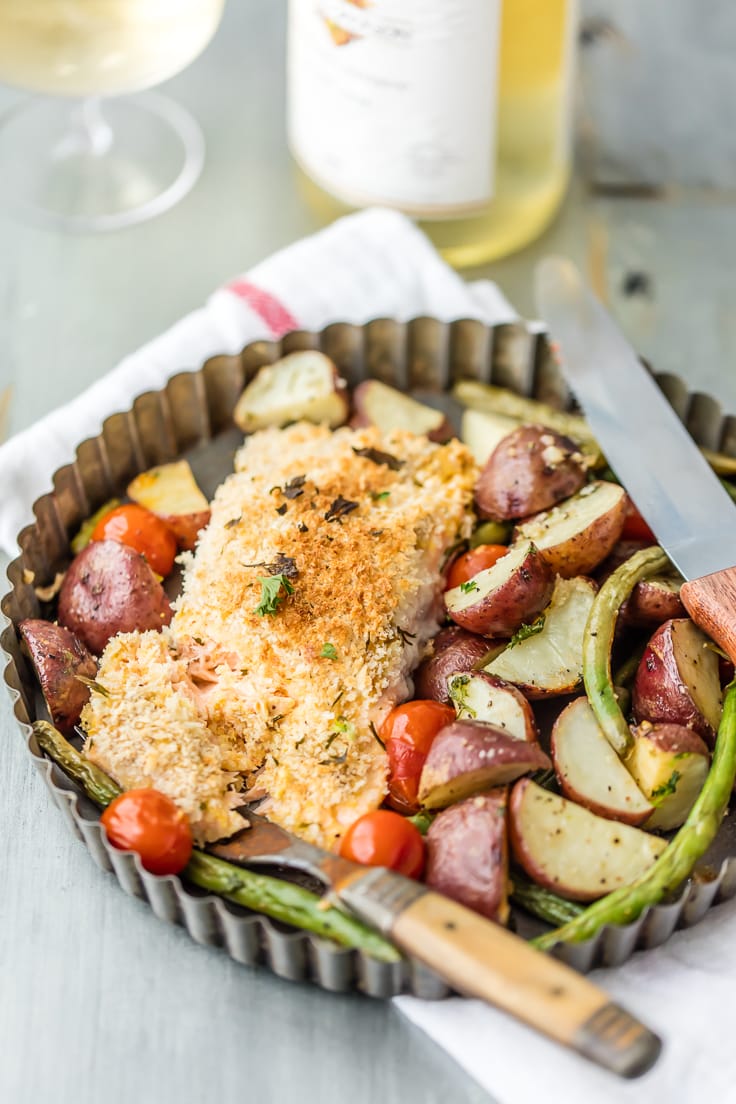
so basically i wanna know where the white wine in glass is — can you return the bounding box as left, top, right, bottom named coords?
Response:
left=0, top=0, right=225, bottom=230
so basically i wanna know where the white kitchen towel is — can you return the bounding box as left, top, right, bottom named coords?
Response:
left=0, top=206, right=514, bottom=552
left=3, top=204, right=734, bottom=1104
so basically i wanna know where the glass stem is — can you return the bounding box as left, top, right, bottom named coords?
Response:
left=53, top=97, right=113, bottom=161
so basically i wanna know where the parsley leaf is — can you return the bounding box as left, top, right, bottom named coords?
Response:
left=459, top=580, right=479, bottom=594
left=448, top=674, right=475, bottom=718
left=320, top=642, right=338, bottom=660
left=651, top=770, right=681, bottom=804
left=508, top=614, right=546, bottom=649
left=254, top=574, right=294, bottom=616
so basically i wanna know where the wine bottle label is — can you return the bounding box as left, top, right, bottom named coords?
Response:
left=287, top=0, right=501, bottom=216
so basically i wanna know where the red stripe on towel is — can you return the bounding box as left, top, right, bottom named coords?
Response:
left=225, top=279, right=299, bottom=337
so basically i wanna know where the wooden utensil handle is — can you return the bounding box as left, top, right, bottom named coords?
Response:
left=392, top=892, right=660, bottom=1078
left=682, top=567, right=736, bottom=666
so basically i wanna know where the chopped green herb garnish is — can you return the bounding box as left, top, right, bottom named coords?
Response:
left=325, top=496, right=359, bottom=522
left=651, top=770, right=682, bottom=804
left=370, top=491, right=391, bottom=502
left=448, top=674, right=475, bottom=718
left=320, top=642, right=338, bottom=660
left=459, top=580, right=479, bottom=594
left=508, top=614, right=546, bottom=649
left=254, top=574, right=295, bottom=616
left=352, top=446, right=404, bottom=471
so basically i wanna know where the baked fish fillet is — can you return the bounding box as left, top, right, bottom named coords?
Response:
left=83, top=422, right=476, bottom=846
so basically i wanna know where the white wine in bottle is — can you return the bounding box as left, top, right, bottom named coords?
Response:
left=288, top=0, right=577, bottom=268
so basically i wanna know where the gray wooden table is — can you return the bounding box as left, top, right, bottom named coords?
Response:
left=2, top=4, right=736, bottom=1104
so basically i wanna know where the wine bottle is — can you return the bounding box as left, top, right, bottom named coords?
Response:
left=288, top=0, right=578, bottom=267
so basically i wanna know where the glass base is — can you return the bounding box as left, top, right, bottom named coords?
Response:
left=0, top=92, right=204, bottom=232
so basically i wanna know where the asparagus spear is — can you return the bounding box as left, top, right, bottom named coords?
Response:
left=583, top=546, right=669, bottom=756
left=32, top=721, right=401, bottom=963
left=510, top=873, right=585, bottom=927
left=532, top=682, right=736, bottom=950
left=455, top=380, right=736, bottom=482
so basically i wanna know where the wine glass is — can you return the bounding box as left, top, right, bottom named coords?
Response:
left=0, top=0, right=225, bottom=231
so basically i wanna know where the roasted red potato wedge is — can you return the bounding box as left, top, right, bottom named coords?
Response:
left=350, top=380, right=453, bottom=442
left=474, top=424, right=588, bottom=522
left=444, top=540, right=553, bottom=638
left=632, top=618, right=722, bottom=746
left=412, top=626, right=494, bottom=703
left=19, top=619, right=98, bottom=733
left=513, top=481, right=627, bottom=578
left=425, top=789, right=510, bottom=924
left=447, top=671, right=538, bottom=743
left=628, top=721, right=710, bottom=831
left=127, top=459, right=211, bottom=551
left=551, top=697, right=652, bottom=826
left=418, top=720, right=550, bottom=810
left=623, top=574, right=686, bottom=628
left=233, top=351, right=349, bottom=432
left=460, top=408, right=518, bottom=466
left=484, top=576, right=596, bottom=699
left=509, top=779, right=667, bottom=902
left=58, top=540, right=173, bottom=655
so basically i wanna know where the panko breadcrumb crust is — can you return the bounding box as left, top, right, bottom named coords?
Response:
left=82, top=423, right=476, bottom=846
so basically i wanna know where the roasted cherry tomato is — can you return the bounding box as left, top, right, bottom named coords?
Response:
left=100, top=788, right=193, bottom=875
left=91, top=503, right=177, bottom=576
left=446, top=544, right=508, bottom=590
left=381, top=700, right=455, bottom=813
left=621, top=500, right=656, bottom=543
left=339, top=810, right=425, bottom=878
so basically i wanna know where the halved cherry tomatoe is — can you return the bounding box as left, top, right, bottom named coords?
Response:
left=100, top=788, right=193, bottom=875
left=445, top=544, right=508, bottom=590
left=620, top=499, right=656, bottom=543
left=339, top=810, right=425, bottom=879
left=381, top=699, right=455, bottom=814
left=91, top=503, right=178, bottom=577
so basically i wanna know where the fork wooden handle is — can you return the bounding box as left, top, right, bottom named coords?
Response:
left=682, top=567, right=736, bottom=666
left=337, top=873, right=661, bottom=1078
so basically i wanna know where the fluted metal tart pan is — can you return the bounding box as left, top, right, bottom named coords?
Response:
left=4, top=317, right=736, bottom=995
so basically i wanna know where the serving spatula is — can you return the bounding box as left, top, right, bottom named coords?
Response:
left=211, top=810, right=660, bottom=1077
left=535, top=257, right=736, bottom=665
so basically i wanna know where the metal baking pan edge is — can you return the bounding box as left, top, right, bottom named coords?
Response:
left=4, top=316, right=736, bottom=995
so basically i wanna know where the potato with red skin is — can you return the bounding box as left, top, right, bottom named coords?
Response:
left=474, top=424, right=588, bottom=522
left=447, top=671, right=539, bottom=744
left=426, top=789, right=510, bottom=924
left=623, top=575, right=685, bottom=628
left=627, top=721, right=710, bottom=831
left=418, top=720, right=551, bottom=809
left=551, top=697, right=653, bottom=826
left=350, top=379, right=453, bottom=442
left=233, top=350, right=349, bottom=432
left=19, top=618, right=97, bottom=733
left=444, top=540, right=553, bottom=638
left=413, top=627, right=499, bottom=703
left=509, top=778, right=667, bottom=902
left=127, top=459, right=211, bottom=552
left=58, top=540, right=173, bottom=655
left=632, top=619, right=722, bottom=747
left=513, top=481, right=627, bottom=578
